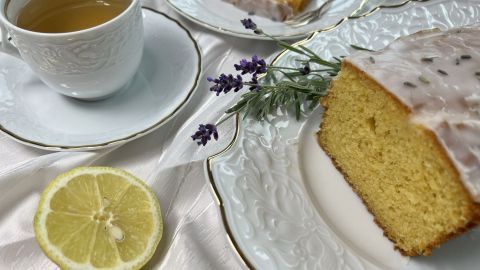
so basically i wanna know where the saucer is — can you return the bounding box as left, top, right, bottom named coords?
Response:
left=0, top=8, right=201, bottom=151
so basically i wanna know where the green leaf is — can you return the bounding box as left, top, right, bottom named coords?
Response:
left=282, top=81, right=312, bottom=91
left=298, top=45, right=320, bottom=58
left=350, top=44, right=374, bottom=52
left=268, top=93, right=276, bottom=114
left=242, top=97, right=255, bottom=119
left=333, top=56, right=342, bottom=62
left=277, top=42, right=306, bottom=55
left=315, top=59, right=340, bottom=69
left=226, top=98, right=249, bottom=113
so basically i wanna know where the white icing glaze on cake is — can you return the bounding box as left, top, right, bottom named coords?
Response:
left=347, top=27, right=480, bottom=202
left=223, top=0, right=294, bottom=21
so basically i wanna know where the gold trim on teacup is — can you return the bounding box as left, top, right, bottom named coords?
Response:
left=205, top=0, right=430, bottom=268
left=0, top=7, right=202, bottom=151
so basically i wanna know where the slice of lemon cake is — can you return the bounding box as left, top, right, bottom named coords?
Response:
left=318, top=28, right=480, bottom=256
left=224, top=0, right=310, bottom=21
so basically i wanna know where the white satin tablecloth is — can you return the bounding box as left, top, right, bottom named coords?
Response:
left=0, top=1, right=280, bottom=269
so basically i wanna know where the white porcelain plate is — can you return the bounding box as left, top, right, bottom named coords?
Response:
left=0, top=8, right=201, bottom=151
left=166, top=0, right=414, bottom=40
left=208, top=0, right=480, bottom=269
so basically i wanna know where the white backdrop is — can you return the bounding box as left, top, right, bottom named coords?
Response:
left=0, top=1, right=282, bottom=269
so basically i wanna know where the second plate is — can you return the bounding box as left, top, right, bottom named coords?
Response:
left=208, top=0, right=480, bottom=269
left=167, top=0, right=362, bottom=40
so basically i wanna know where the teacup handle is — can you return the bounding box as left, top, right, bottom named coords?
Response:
left=0, top=23, right=21, bottom=59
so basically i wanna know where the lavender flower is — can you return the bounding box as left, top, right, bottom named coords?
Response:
left=234, top=55, right=267, bottom=77
left=299, top=65, right=311, bottom=75
left=191, top=124, right=218, bottom=146
left=241, top=18, right=257, bottom=30
left=207, top=74, right=243, bottom=95
left=241, top=18, right=263, bottom=35
left=248, top=76, right=262, bottom=91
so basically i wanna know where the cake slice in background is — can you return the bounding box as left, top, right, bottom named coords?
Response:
left=223, top=0, right=311, bottom=21
left=318, top=28, right=480, bottom=256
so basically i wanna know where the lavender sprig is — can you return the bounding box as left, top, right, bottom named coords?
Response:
left=192, top=18, right=342, bottom=146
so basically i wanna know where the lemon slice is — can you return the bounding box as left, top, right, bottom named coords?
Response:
left=34, top=167, right=163, bottom=270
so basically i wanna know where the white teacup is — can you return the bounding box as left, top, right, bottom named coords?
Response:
left=0, top=0, right=143, bottom=100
